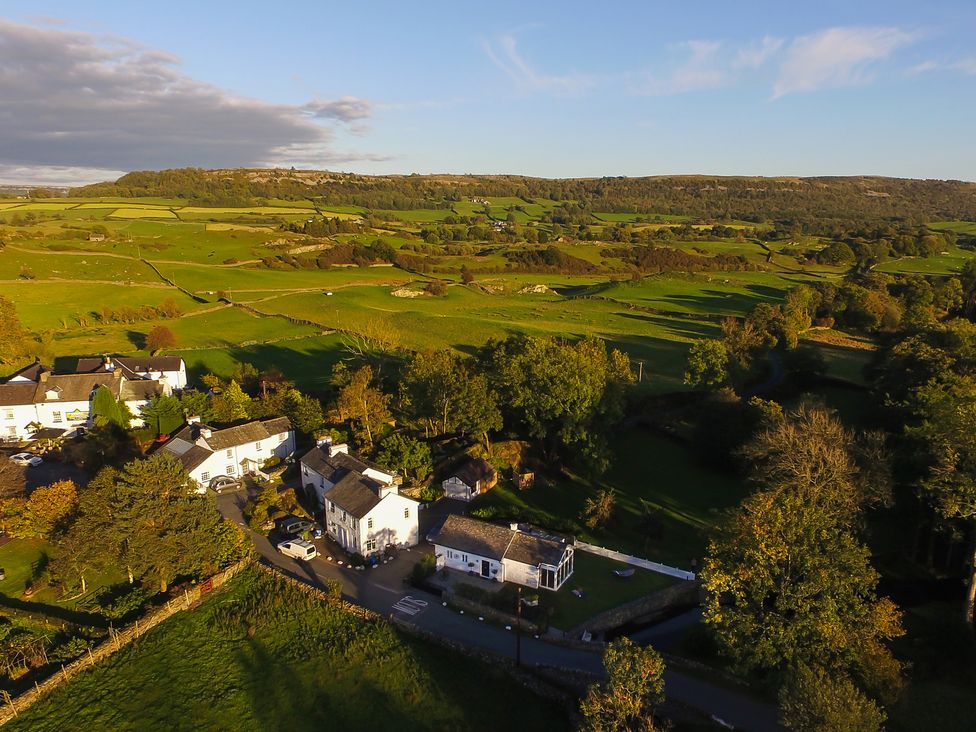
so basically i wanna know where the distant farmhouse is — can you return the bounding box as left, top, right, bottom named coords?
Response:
left=0, top=356, right=186, bottom=442
left=157, top=416, right=294, bottom=491
left=300, top=440, right=419, bottom=557
left=430, top=515, right=575, bottom=591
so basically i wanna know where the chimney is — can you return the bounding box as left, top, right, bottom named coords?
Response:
left=330, top=443, right=349, bottom=455
left=104, top=356, right=114, bottom=372
left=315, top=435, right=333, bottom=448
left=378, top=483, right=398, bottom=499
left=509, top=522, right=520, bottom=532
left=187, top=415, right=201, bottom=424
left=199, top=426, right=212, bottom=439
left=39, top=371, right=49, bottom=383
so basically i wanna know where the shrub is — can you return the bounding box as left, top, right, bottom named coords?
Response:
left=409, top=554, right=437, bottom=585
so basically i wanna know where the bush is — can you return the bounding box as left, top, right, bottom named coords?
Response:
left=96, top=583, right=156, bottom=621
left=409, top=554, right=437, bottom=585
left=418, top=484, right=443, bottom=503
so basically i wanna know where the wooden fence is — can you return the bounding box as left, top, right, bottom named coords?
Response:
left=0, top=560, right=249, bottom=725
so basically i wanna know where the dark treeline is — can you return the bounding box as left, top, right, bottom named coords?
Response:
left=72, top=169, right=976, bottom=233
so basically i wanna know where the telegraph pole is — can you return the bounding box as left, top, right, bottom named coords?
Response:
left=515, top=585, right=522, bottom=667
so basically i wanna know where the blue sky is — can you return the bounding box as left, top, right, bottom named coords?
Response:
left=1, top=1, right=975, bottom=183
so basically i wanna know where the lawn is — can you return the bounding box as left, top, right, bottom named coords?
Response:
left=8, top=566, right=568, bottom=732
left=475, top=429, right=749, bottom=568
left=0, top=538, right=52, bottom=597
left=545, top=551, right=679, bottom=630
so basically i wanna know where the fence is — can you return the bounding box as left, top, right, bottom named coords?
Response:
left=574, top=542, right=696, bottom=581
left=0, top=560, right=249, bottom=725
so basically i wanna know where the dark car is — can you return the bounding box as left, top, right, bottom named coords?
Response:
left=275, top=516, right=314, bottom=536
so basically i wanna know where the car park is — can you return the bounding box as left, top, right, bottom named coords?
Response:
left=209, top=476, right=241, bottom=493
left=277, top=539, right=318, bottom=561
left=9, top=453, right=42, bottom=468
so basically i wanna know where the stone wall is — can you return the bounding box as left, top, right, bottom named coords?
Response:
left=567, top=580, right=701, bottom=637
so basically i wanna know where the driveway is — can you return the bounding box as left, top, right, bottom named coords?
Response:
left=216, top=492, right=782, bottom=731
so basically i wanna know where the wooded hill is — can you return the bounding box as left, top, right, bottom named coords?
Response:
left=73, top=168, right=976, bottom=226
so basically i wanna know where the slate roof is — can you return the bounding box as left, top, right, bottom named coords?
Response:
left=326, top=472, right=384, bottom=519
left=160, top=417, right=292, bottom=472
left=432, top=515, right=572, bottom=568
left=450, top=458, right=496, bottom=489
left=120, top=379, right=161, bottom=402
left=300, top=445, right=391, bottom=481
left=0, top=383, right=39, bottom=407
left=35, top=374, right=120, bottom=403
left=5, top=362, right=49, bottom=383
left=76, top=356, right=185, bottom=376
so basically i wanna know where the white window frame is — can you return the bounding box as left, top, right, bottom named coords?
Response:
left=365, top=538, right=376, bottom=552
left=403, top=507, right=409, bottom=519
left=201, top=472, right=210, bottom=482
left=367, top=517, right=373, bottom=529
left=52, top=411, right=63, bottom=423
left=226, top=465, right=235, bottom=475
left=225, top=449, right=233, bottom=458
left=255, top=441, right=262, bottom=451
left=3, top=409, right=12, bottom=420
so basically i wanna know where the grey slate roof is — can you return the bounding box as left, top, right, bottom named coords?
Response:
left=76, top=356, right=184, bottom=376
left=204, top=417, right=291, bottom=450
left=326, top=472, right=384, bottom=519
left=300, top=445, right=391, bottom=482
left=0, top=383, right=39, bottom=407
left=432, top=515, right=571, bottom=568
left=449, top=458, right=496, bottom=489
left=35, top=373, right=120, bottom=403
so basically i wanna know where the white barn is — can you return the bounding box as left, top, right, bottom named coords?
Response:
left=442, top=457, right=497, bottom=502
left=158, top=416, right=295, bottom=490
left=430, top=515, right=575, bottom=591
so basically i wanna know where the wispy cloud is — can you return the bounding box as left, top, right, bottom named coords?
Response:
left=302, top=96, right=373, bottom=122
left=633, top=40, right=728, bottom=95
left=734, top=35, right=784, bottom=70
left=773, top=26, right=919, bottom=98
left=910, top=57, right=976, bottom=76
left=483, top=33, right=593, bottom=95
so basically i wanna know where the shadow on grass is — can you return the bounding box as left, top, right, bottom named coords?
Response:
left=0, top=593, right=110, bottom=628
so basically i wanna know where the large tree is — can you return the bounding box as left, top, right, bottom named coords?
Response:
left=580, top=637, right=665, bottom=731
left=329, top=364, right=391, bottom=449
left=779, top=664, right=885, bottom=732
left=0, top=296, right=29, bottom=368
left=702, top=404, right=903, bottom=700
left=480, top=335, right=633, bottom=472
left=53, top=454, right=249, bottom=592
left=211, top=380, right=252, bottom=423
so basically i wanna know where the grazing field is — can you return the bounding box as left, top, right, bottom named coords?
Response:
left=109, top=208, right=178, bottom=219
left=7, top=567, right=568, bottom=732
left=874, top=245, right=976, bottom=275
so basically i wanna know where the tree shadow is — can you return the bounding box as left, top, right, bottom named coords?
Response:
left=126, top=330, right=147, bottom=350
left=0, top=593, right=110, bottom=628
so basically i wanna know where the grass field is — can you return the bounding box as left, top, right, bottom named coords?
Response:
left=7, top=566, right=568, bottom=732
left=476, top=429, right=749, bottom=568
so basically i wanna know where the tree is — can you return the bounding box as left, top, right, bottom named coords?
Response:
left=702, top=405, right=903, bottom=700
left=329, top=364, right=391, bottom=449
left=53, top=454, right=249, bottom=592
left=377, top=433, right=432, bottom=481
left=907, top=373, right=976, bottom=624
left=212, top=380, right=252, bottom=423
left=139, top=394, right=184, bottom=438
left=582, top=488, right=616, bottom=530
left=18, top=480, right=78, bottom=538
left=683, top=339, right=728, bottom=389
left=460, top=266, right=474, bottom=284
left=145, top=325, right=177, bottom=353
left=0, top=456, right=27, bottom=501
left=779, top=665, right=885, bottom=732
left=0, top=296, right=29, bottom=368
left=282, top=389, right=324, bottom=434
left=90, top=385, right=129, bottom=429
left=580, top=637, right=665, bottom=731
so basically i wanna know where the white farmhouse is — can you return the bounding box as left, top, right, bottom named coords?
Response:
left=430, top=515, right=575, bottom=591
left=442, top=457, right=497, bottom=502
left=75, top=356, right=188, bottom=392
left=158, top=416, right=295, bottom=490
left=299, top=441, right=418, bottom=557
left=300, top=441, right=395, bottom=509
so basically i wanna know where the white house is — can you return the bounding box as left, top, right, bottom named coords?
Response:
left=158, top=416, right=295, bottom=490
left=75, top=355, right=188, bottom=392
left=430, top=515, right=575, bottom=592
left=0, top=366, right=162, bottom=441
left=442, top=457, right=497, bottom=502
left=300, top=441, right=396, bottom=509
left=299, top=441, right=418, bottom=557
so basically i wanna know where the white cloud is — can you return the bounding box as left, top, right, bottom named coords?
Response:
left=483, top=33, right=593, bottom=95
left=773, top=26, right=918, bottom=98
left=734, top=35, right=784, bottom=69
left=0, top=164, right=125, bottom=187
left=0, top=19, right=382, bottom=179
left=633, top=40, right=728, bottom=95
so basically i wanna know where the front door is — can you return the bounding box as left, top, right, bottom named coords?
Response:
left=481, top=560, right=491, bottom=578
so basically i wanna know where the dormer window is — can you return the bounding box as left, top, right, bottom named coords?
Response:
left=45, top=389, right=60, bottom=400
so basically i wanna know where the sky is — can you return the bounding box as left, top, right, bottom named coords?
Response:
left=1, top=1, right=975, bottom=185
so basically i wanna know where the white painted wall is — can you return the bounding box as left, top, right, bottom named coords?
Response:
left=435, top=545, right=504, bottom=581
left=192, top=429, right=295, bottom=485
left=1, top=403, right=38, bottom=441
left=360, top=493, right=419, bottom=553
left=501, top=558, right=540, bottom=589
left=442, top=476, right=474, bottom=501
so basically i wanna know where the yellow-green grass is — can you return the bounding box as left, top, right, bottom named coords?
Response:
left=5, top=281, right=205, bottom=331
left=0, top=248, right=160, bottom=282
left=928, top=220, right=976, bottom=235
left=545, top=552, right=680, bottom=629
left=7, top=567, right=568, bottom=732
left=177, top=333, right=344, bottom=393
left=109, top=208, right=178, bottom=219
left=875, top=245, right=976, bottom=275
left=166, top=307, right=322, bottom=349
left=205, top=222, right=275, bottom=232
left=178, top=206, right=312, bottom=215
left=375, top=208, right=456, bottom=223
left=73, top=202, right=173, bottom=210
left=151, top=262, right=414, bottom=295
left=2, top=202, right=79, bottom=211
left=0, top=202, right=26, bottom=210
left=0, top=538, right=53, bottom=597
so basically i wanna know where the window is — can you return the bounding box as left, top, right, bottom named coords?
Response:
left=226, top=465, right=235, bottom=475
left=226, top=449, right=233, bottom=458
left=255, top=441, right=262, bottom=451
left=52, top=411, right=63, bottom=423
left=446, top=550, right=453, bottom=559
left=367, top=518, right=373, bottom=529
left=330, top=502, right=335, bottom=513
left=279, top=433, right=287, bottom=442
left=201, top=472, right=210, bottom=482
left=461, top=554, right=468, bottom=563
left=341, top=510, right=346, bottom=521
left=403, top=507, right=410, bottom=519
left=3, top=409, right=12, bottom=420
left=4, top=426, right=15, bottom=437
left=540, top=566, right=556, bottom=590
left=365, top=539, right=376, bottom=552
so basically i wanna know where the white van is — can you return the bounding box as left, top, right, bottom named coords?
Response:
left=277, top=539, right=319, bottom=561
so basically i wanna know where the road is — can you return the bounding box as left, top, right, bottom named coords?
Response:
left=217, top=492, right=782, bottom=731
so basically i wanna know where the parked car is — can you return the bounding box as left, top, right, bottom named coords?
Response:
left=275, top=516, right=314, bottom=536
left=9, top=453, right=42, bottom=467
left=209, top=476, right=241, bottom=493
left=277, top=539, right=318, bottom=561
left=311, top=525, right=324, bottom=540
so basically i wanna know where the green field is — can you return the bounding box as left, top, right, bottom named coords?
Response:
left=7, top=566, right=567, bottom=732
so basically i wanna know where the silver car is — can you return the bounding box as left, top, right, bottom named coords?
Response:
left=209, top=476, right=241, bottom=493
left=9, top=453, right=42, bottom=467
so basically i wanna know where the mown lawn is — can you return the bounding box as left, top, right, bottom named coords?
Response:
left=8, top=567, right=568, bottom=732
left=0, top=538, right=51, bottom=597
left=545, top=552, right=679, bottom=630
